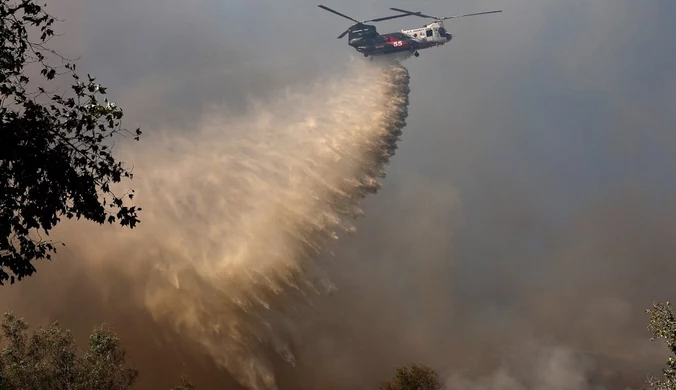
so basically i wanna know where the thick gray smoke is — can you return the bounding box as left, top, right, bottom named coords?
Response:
left=1, top=59, right=410, bottom=390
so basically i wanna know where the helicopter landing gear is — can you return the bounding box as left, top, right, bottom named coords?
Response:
left=414, top=51, right=420, bottom=57
left=363, top=53, right=369, bottom=57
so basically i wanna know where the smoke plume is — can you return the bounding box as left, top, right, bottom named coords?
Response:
left=3, top=1, right=676, bottom=389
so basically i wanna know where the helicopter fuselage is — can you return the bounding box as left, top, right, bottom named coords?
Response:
left=348, top=21, right=452, bottom=58
left=400, top=21, right=453, bottom=49
left=317, top=4, right=500, bottom=59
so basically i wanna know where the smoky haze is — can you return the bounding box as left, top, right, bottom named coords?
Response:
left=2, top=0, right=676, bottom=389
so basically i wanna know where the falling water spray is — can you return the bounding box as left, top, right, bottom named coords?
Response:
left=45, top=59, right=411, bottom=389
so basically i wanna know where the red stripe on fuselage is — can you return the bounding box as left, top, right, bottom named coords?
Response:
left=381, top=34, right=409, bottom=49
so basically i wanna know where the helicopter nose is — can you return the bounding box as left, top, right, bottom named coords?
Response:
left=446, top=33, right=453, bottom=41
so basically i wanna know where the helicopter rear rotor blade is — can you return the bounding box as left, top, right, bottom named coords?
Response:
left=318, top=5, right=360, bottom=23
left=320, top=5, right=421, bottom=39
left=337, top=28, right=351, bottom=39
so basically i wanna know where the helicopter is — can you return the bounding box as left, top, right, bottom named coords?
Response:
left=317, top=5, right=502, bottom=58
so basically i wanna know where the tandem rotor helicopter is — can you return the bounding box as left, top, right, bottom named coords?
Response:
left=317, top=5, right=502, bottom=58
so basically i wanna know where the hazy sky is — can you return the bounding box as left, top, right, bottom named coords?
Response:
left=5, top=0, right=676, bottom=388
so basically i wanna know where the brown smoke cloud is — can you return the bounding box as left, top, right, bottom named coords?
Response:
left=2, top=0, right=676, bottom=389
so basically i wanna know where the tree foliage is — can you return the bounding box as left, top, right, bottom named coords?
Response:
left=0, top=312, right=196, bottom=389
left=170, top=377, right=197, bottom=390
left=0, top=0, right=141, bottom=285
left=646, top=301, right=676, bottom=390
left=379, top=364, right=443, bottom=390
left=0, top=312, right=138, bottom=389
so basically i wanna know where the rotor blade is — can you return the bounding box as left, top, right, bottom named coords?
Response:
left=318, top=5, right=360, bottom=23
left=389, top=7, right=436, bottom=18
left=442, top=10, right=503, bottom=20
left=366, top=13, right=416, bottom=22
left=337, top=28, right=351, bottom=39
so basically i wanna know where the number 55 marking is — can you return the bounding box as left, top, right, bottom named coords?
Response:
left=393, top=41, right=403, bottom=47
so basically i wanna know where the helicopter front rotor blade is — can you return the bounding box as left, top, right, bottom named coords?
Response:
left=367, top=13, right=417, bottom=23
left=389, top=7, right=436, bottom=19
left=442, top=10, right=503, bottom=20
left=318, top=5, right=360, bottom=23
